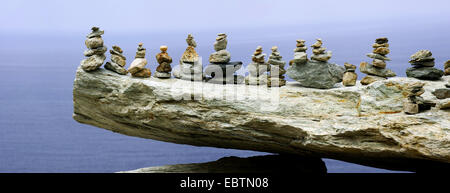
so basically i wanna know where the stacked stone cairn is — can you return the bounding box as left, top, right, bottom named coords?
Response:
left=205, top=33, right=243, bottom=84
left=267, top=46, right=286, bottom=87
left=245, top=46, right=270, bottom=85
left=342, top=63, right=357, bottom=86
left=360, top=37, right=396, bottom=85
left=286, top=38, right=344, bottom=89
left=81, top=27, right=107, bottom=71
left=445, top=60, right=450, bottom=75
left=174, top=34, right=203, bottom=81
left=104, top=45, right=127, bottom=75
left=127, top=43, right=151, bottom=78
left=403, top=82, right=433, bottom=114
left=289, top=39, right=308, bottom=65
left=406, top=50, right=444, bottom=80
left=154, top=45, right=172, bottom=78
left=310, top=38, right=332, bottom=62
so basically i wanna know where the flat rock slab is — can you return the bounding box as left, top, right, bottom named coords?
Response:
left=73, top=67, right=450, bottom=171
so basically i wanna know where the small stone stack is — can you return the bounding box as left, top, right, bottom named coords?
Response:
left=154, top=45, right=173, bottom=78
left=174, top=34, right=203, bottom=81
left=105, top=45, right=127, bottom=75
left=81, top=27, right=107, bottom=71
left=406, top=50, right=444, bottom=80
left=403, top=82, right=432, bottom=114
left=445, top=60, right=450, bottom=75
left=360, top=37, right=396, bottom=85
left=267, top=46, right=286, bottom=87
left=245, top=46, right=270, bottom=85
left=289, top=39, right=308, bottom=65
left=342, top=63, right=357, bottom=86
left=127, top=43, right=151, bottom=78
left=310, top=38, right=332, bottom=62
left=205, top=33, right=243, bottom=84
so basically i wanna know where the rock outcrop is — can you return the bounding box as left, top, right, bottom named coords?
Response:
left=73, top=68, right=450, bottom=171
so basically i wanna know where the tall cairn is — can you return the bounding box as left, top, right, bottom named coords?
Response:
left=267, top=46, right=286, bottom=87
left=406, top=50, right=444, bottom=80
left=173, top=34, right=203, bottom=81
left=127, top=43, right=151, bottom=78
left=342, top=63, right=357, bottom=86
left=245, top=46, right=270, bottom=85
left=105, top=45, right=127, bottom=75
left=81, top=27, right=107, bottom=71
left=287, top=38, right=344, bottom=89
left=289, top=39, right=308, bottom=65
left=360, top=37, right=396, bottom=85
left=310, top=38, right=332, bottom=62
left=205, top=33, right=243, bottom=84
left=154, top=45, right=173, bottom=79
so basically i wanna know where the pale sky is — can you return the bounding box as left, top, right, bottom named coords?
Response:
left=1, top=0, right=449, bottom=34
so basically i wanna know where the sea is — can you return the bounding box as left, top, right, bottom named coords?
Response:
left=0, top=22, right=447, bottom=173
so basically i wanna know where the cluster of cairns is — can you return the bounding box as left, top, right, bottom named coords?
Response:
left=205, top=33, right=243, bottom=84
left=406, top=50, right=444, bottom=80
left=81, top=27, right=107, bottom=71
left=267, top=46, right=287, bottom=87
left=245, top=46, right=270, bottom=85
left=127, top=43, right=151, bottom=78
left=174, top=34, right=203, bottom=81
left=286, top=39, right=344, bottom=89
left=360, top=37, right=396, bottom=85
left=403, top=82, right=433, bottom=114
left=105, top=45, right=127, bottom=75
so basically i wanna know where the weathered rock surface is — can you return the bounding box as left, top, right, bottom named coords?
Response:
left=287, top=60, right=345, bottom=89
left=119, top=154, right=326, bottom=173
left=73, top=68, right=450, bottom=171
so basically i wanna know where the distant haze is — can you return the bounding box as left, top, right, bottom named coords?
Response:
left=1, top=0, right=450, bottom=34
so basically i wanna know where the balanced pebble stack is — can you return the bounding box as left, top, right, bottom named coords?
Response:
left=81, top=27, right=107, bottom=71
left=310, top=38, right=332, bottom=62
left=360, top=37, right=396, bottom=85
left=105, top=45, right=127, bottom=75
left=406, top=50, right=444, bottom=80
left=127, top=43, right=151, bottom=78
left=245, top=46, right=269, bottom=85
left=289, top=39, right=308, bottom=65
left=403, top=82, right=431, bottom=114
left=154, top=45, right=173, bottom=78
left=342, top=63, right=357, bottom=86
left=267, top=46, right=286, bottom=87
left=174, top=34, right=203, bottom=81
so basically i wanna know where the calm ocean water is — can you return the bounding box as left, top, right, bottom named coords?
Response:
left=0, top=24, right=447, bottom=173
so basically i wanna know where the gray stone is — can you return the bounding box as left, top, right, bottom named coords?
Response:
left=287, top=60, right=344, bottom=89
left=367, top=53, right=391, bottom=61
left=291, top=52, right=308, bottom=64
left=411, top=61, right=435, bottom=67
left=209, top=50, right=231, bottom=63
left=85, top=37, right=104, bottom=49
left=73, top=69, right=450, bottom=171
left=410, top=50, right=433, bottom=62
left=83, top=46, right=107, bottom=57
left=154, top=71, right=171, bottom=78
left=406, top=67, right=444, bottom=80
left=360, top=62, right=396, bottom=77
left=80, top=54, right=106, bottom=71
left=104, top=62, right=127, bottom=75
left=311, top=51, right=332, bottom=62
left=432, top=88, right=450, bottom=99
